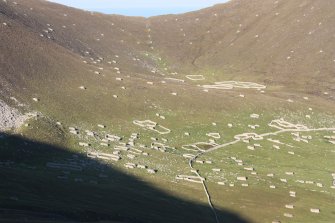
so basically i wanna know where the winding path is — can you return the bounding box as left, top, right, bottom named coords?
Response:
left=188, top=126, right=335, bottom=223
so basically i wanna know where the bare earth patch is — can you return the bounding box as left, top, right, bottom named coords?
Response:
left=0, top=100, right=34, bottom=131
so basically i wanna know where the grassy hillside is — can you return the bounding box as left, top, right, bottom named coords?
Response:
left=149, top=0, right=335, bottom=92
left=0, top=0, right=335, bottom=223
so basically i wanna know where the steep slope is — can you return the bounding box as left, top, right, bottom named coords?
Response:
left=1, top=1, right=335, bottom=223
left=0, top=0, right=171, bottom=125
left=2, top=0, right=335, bottom=96
left=0, top=0, right=174, bottom=99
left=0, top=0, right=149, bottom=61
left=149, top=0, right=335, bottom=93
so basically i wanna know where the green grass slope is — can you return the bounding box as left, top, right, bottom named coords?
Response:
left=0, top=0, right=335, bottom=223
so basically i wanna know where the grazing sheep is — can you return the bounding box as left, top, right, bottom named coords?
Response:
left=289, top=191, right=296, bottom=197
left=244, top=167, right=254, bottom=171
left=79, top=142, right=89, bottom=147
left=310, top=208, right=320, bottom=213
left=147, top=169, right=156, bottom=174
left=237, top=176, right=247, bottom=181
left=283, top=213, right=293, bottom=218
left=280, top=179, right=287, bottom=183
left=285, top=204, right=294, bottom=209
left=250, top=114, right=260, bottom=119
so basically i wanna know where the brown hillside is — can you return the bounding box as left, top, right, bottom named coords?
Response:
left=149, top=0, right=335, bottom=93
left=1, top=0, right=335, bottom=96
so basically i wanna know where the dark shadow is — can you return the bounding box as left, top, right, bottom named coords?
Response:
left=0, top=133, right=251, bottom=223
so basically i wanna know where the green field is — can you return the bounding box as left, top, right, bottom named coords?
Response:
left=1, top=0, right=335, bottom=222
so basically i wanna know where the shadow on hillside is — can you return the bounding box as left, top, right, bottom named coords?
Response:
left=0, top=133, right=251, bottom=223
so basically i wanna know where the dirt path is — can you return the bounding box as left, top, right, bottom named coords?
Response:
left=188, top=126, right=335, bottom=223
